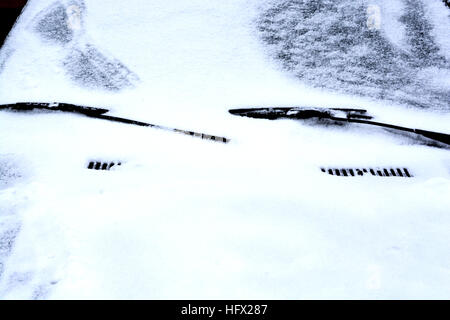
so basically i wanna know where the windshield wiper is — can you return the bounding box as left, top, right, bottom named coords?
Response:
left=229, top=107, right=450, bottom=147
left=0, top=102, right=230, bottom=144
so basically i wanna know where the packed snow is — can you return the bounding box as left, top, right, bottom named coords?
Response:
left=0, top=0, right=449, bottom=299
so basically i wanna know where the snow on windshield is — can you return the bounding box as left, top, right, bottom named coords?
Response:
left=258, top=0, right=450, bottom=110
left=1, top=0, right=448, bottom=114
left=1, top=0, right=139, bottom=91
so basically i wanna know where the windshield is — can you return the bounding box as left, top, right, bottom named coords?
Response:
left=0, top=0, right=449, bottom=121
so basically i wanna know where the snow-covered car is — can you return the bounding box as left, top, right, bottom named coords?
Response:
left=0, top=0, right=449, bottom=299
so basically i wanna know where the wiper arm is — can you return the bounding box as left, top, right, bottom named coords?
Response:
left=0, top=102, right=230, bottom=144
left=229, top=107, right=450, bottom=146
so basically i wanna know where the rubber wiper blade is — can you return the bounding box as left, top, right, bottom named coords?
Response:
left=0, top=102, right=230, bottom=144
left=229, top=107, right=449, bottom=147
left=0, top=102, right=109, bottom=116
left=229, top=107, right=373, bottom=120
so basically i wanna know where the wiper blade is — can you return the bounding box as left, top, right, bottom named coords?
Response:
left=229, top=107, right=374, bottom=120
left=0, top=102, right=109, bottom=116
left=229, top=107, right=450, bottom=146
left=0, top=102, right=230, bottom=144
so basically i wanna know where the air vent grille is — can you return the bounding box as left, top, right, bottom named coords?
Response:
left=321, top=167, right=413, bottom=177
left=87, top=161, right=121, bottom=171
